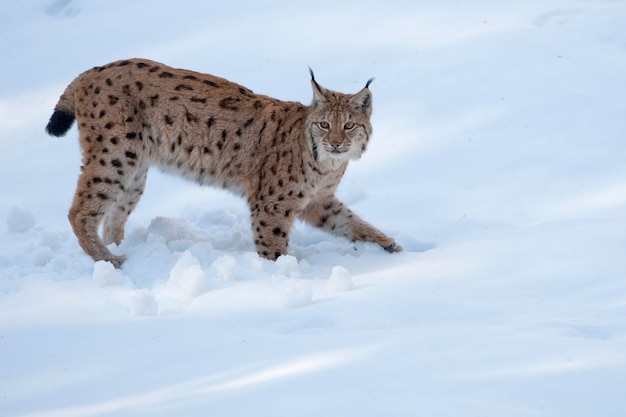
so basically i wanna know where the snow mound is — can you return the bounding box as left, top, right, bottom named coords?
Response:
left=327, top=265, right=354, bottom=291
left=147, top=216, right=200, bottom=243
left=93, top=260, right=124, bottom=287
left=211, top=255, right=237, bottom=282
left=7, top=206, right=36, bottom=233
left=274, top=254, right=300, bottom=278
left=280, top=280, right=314, bottom=309
left=129, top=289, right=159, bottom=316
left=165, top=251, right=209, bottom=303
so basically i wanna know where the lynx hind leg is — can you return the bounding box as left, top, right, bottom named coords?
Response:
left=68, top=168, right=127, bottom=267
left=102, top=166, right=148, bottom=246
left=300, top=196, right=403, bottom=253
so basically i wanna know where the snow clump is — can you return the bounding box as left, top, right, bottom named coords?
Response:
left=166, top=251, right=209, bottom=303
left=93, top=260, right=124, bottom=287
left=211, top=255, right=237, bottom=282
left=274, top=254, right=300, bottom=278
left=327, top=265, right=354, bottom=291
left=129, top=289, right=159, bottom=316
left=281, top=280, right=313, bottom=309
left=7, top=206, right=36, bottom=233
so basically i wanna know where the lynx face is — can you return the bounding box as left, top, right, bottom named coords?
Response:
left=306, top=75, right=373, bottom=162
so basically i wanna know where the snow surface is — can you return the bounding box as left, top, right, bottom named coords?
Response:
left=2, top=0, right=626, bottom=416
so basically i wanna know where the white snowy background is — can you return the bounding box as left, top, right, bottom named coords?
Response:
left=1, top=0, right=626, bottom=416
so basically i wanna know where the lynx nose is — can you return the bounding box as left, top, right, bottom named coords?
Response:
left=327, top=142, right=349, bottom=153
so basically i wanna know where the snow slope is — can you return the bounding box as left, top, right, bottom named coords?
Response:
left=2, top=1, right=626, bottom=416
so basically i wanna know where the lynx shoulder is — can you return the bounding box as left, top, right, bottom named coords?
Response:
left=46, top=58, right=401, bottom=266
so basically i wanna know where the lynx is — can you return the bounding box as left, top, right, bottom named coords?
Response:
left=46, top=59, right=402, bottom=267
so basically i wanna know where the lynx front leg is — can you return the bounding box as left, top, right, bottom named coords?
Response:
left=249, top=200, right=299, bottom=261
left=300, top=196, right=402, bottom=253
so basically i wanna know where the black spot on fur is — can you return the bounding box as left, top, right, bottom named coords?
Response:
left=159, top=71, right=174, bottom=78
left=203, top=80, right=219, bottom=88
left=165, top=115, right=173, bottom=125
left=111, top=159, right=122, bottom=167
left=136, top=62, right=149, bottom=69
left=219, top=97, right=241, bottom=110
left=117, top=60, right=131, bottom=66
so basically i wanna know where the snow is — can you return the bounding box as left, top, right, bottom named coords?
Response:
left=1, top=0, right=626, bottom=416
left=6, top=207, right=36, bottom=233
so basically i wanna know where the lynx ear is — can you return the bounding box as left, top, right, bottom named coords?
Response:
left=350, top=80, right=373, bottom=116
left=309, top=67, right=328, bottom=108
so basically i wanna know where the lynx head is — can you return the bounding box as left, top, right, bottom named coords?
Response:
left=306, top=69, right=373, bottom=162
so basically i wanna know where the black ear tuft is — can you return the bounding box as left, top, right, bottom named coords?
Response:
left=349, top=86, right=373, bottom=117
left=309, top=68, right=328, bottom=106
left=365, top=77, right=375, bottom=88
left=309, top=67, right=324, bottom=93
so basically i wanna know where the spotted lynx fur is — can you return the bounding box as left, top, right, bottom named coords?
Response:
left=46, top=58, right=402, bottom=267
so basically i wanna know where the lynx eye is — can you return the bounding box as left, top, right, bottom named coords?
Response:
left=343, top=122, right=356, bottom=130
left=318, top=121, right=330, bottom=129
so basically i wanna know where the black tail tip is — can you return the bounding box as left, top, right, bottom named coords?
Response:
left=45, top=110, right=75, bottom=137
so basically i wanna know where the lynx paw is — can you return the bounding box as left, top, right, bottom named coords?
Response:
left=383, top=242, right=403, bottom=253
left=106, top=254, right=127, bottom=269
